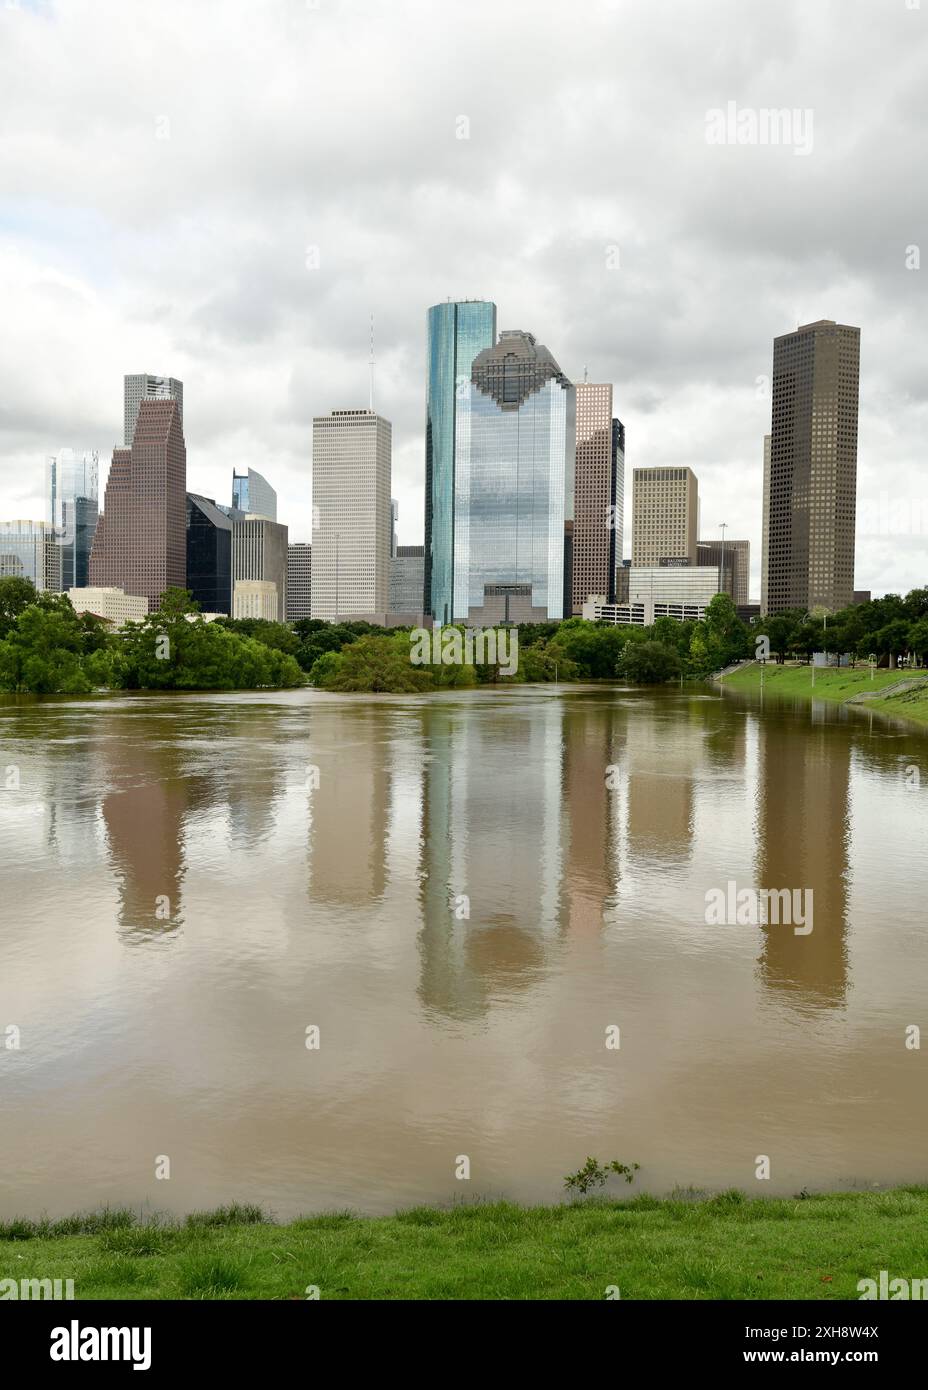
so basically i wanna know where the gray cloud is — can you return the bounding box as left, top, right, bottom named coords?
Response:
left=0, top=0, right=926, bottom=595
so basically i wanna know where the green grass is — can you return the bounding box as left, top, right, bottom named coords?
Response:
left=3, top=1188, right=928, bottom=1299
left=721, top=662, right=928, bottom=727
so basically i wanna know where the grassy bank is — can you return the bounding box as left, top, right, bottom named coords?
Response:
left=721, top=662, right=928, bottom=728
left=3, top=1189, right=927, bottom=1300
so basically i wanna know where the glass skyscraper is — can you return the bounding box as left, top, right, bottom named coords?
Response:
left=231, top=468, right=277, bottom=521
left=0, top=521, right=62, bottom=592
left=186, top=494, right=232, bottom=614
left=46, top=449, right=99, bottom=589
left=452, top=330, right=575, bottom=623
left=425, top=300, right=497, bottom=624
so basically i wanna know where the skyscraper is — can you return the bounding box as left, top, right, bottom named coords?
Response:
left=760, top=433, right=772, bottom=616
left=232, top=516, right=288, bottom=622
left=631, top=467, right=698, bottom=567
left=572, top=383, right=625, bottom=612
left=697, top=539, right=751, bottom=605
left=90, top=398, right=186, bottom=608
left=0, top=521, right=62, bottom=592
left=612, top=418, right=626, bottom=590
left=286, top=542, right=312, bottom=621
left=425, top=300, right=497, bottom=624
left=311, top=409, right=391, bottom=621
left=124, top=374, right=184, bottom=448
left=453, top=330, right=575, bottom=623
left=390, top=544, right=425, bottom=616
left=186, top=494, right=232, bottom=614
left=46, top=449, right=99, bottom=589
left=231, top=468, right=277, bottom=522
left=765, top=320, right=860, bottom=614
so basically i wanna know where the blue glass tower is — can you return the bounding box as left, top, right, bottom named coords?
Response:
left=46, top=449, right=99, bottom=589
left=453, top=331, right=575, bottom=623
left=424, top=300, right=497, bottom=624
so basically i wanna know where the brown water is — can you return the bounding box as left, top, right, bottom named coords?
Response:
left=1, top=684, right=926, bottom=1219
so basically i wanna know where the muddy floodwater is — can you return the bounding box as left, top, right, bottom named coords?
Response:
left=1, top=684, right=926, bottom=1218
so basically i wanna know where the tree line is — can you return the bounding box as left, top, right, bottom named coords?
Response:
left=2, top=577, right=926, bottom=695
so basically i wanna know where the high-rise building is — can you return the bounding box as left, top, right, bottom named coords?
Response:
left=613, top=418, right=626, bottom=590
left=232, top=516, right=288, bottom=622
left=46, top=449, right=99, bottom=590
left=90, top=398, right=186, bottom=608
left=572, top=383, right=626, bottom=612
left=186, top=494, right=232, bottom=615
left=697, top=539, right=751, bottom=605
left=760, top=433, right=772, bottom=615
left=390, top=544, right=425, bottom=616
left=0, top=521, right=62, bottom=592
left=124, top=374, right=184, bottom=448
left=231, top=468, right=277, bottom=522
left=286, top=542, right=312, bottom=621
left=765, top=320, right=860, bottom=613
left=311, top=409, right=391, bottom=621
left=450, top=330, right=575, bottom=624
left=425, top=300, right=498, bottom=624
left=631, top=466, right=698, bottom=567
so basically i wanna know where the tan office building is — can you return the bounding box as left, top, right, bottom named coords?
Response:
left=631, top=466, right=698, bottom=567
left=764, top=320, right=860, bottom=614
left=311, top=409, right=391, bottom=621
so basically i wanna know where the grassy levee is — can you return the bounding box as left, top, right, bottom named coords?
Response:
left=720, top=662, right=928, bottom=729
left=3, top=1189, right=928, bottom=1300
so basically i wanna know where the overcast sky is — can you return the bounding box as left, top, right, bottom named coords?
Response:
left=1, top=0, right=926, bottom=598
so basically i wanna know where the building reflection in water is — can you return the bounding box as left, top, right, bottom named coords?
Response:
left=415, top=694, right=633, bottom=1017
left=307, top=706, right=391, bottom=907
left=98, top=711, right=212, bottom=937
left=753, top=711, right=851, bottom=1008
left=416, top=697, right=567, bottom=1020
left=625, top=699, right=700, bottom=866
left=559, top=699, right=623, bottom=936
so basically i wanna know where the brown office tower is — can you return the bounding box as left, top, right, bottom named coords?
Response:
left=572, top=382, right=620, bottom=612
left=765, top=320, right=860, bottom=614
left=89, top=398, right=186, bottom=608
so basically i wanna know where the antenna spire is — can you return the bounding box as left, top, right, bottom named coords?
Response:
left=369, top=313, right=375, bottom=411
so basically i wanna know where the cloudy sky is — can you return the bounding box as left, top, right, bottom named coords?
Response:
left=1, top=0, right=925, bottom=598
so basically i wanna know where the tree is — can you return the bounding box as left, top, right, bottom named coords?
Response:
left=908, top=618, right=928, bottom=667
left=548, top=620, right=632, bottom=677
left=870, top=619, right=911, bottom=670
left=311, top=634, right=434, bottom=693
left=218, top=617, right=300, bottom=656
left=0, top=576, right=38, bottom=639
left=616, top=639, right=682, bottom=684
left=0, top=600, right=92, bottom=693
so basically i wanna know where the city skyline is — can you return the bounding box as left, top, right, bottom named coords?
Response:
left=0, top=0, right=925, bottom=600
